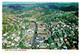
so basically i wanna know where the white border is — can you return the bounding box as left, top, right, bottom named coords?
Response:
left=2, top=0, right=80, bottom=2
left=0, top=0, right=80, bottom=55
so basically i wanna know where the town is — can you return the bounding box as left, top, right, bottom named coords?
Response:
left=2, top=2, right=78, bottom=50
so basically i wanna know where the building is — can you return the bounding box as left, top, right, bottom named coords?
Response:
left=26, top=29, right=34, bottom=34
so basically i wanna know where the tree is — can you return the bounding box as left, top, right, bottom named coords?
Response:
left=15, top=25, right=18, bottom=30
left=11, top=26, right=15, bottom=32
left=44, top=29, right=46, bottom=31
left=2, top=30, right=5, bottom=34
left=52, top=34, right=57, bottom=39
left=24, top=19, right=30, bottom=23
left=25, top=26, right=28, bottom=30
left=3, top=25, right=6, bottom=34
left=20, top=41, right=26, bottom=49
left=21, top=28, right=24, bottom=30
left=44, top=40, right=48, bottom=43
left=58, top=34, right=63, bottom=37
left=2, top=43, right=7, bottom=49
left=48, top=38, right=53, bottom=44
left=2, top=21, right=7, bottom=24
left=20, top=42, right=24, bottom=48
left=4, top=36, right=7, bottom=38
left=19, top=31, right=23, bottom=38
left=70, top=34, right=74, bottom=39
left=7, top=37, right=12, bottom=41
left=22, top=39, right=26, bottom=42
left=38, top=36, right=41, bottom=38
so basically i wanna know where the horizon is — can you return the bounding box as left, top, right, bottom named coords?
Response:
left=2, top=2, right=78, bottom=5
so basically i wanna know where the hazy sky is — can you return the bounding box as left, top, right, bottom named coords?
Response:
left=3, top=2, right=78, bottom=5
left=2, top=2, right=45, bottom=5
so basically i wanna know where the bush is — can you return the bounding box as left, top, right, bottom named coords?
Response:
left=52, top=34, right=57, bottom=39
left=44, top=29, right=46, bottom=31
left=48, top=38, right=53, bottom=44
left=7, top=37, right=12, bottom=41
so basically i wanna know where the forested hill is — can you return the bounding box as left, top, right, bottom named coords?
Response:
left=2, top=2, right=78, bottom=16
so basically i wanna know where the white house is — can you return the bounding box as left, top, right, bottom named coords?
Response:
left=2, top=39, right=7, bottom=43
left=7, top=41, right=11, bottom=44
left=26, top=29, right=34, bottom=34
left=12, top=33, right=16, bottom=37
left=3, top=32, right=8, bottom=36
left=14, top=36, right=20, bottom=41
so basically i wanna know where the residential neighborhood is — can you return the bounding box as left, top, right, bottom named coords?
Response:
left=2, top=2, right=78, bottom=50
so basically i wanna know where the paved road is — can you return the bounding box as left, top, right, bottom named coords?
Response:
left=31, top=21, right=38, bottom=48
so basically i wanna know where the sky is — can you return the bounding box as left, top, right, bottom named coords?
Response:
left=2, top=2, right=78, bottom=5
left=2, top=2, right=45, bottom=5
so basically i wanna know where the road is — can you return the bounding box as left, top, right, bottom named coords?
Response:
left=31, top=21, right=38, bottom=48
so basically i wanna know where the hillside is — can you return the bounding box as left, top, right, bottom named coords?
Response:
left=2, top=2, right=79, bottom=49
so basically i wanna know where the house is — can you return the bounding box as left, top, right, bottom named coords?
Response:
left=12, top=33, right=16, bottom=37
left=52, top=22, right=58, bottom=27
left=6, top=20, right=10, bottom=22
left=12, top=22, right=15, bottom=24
left=3, top=32, right=8, bottom=36
left=10, top=23, right=13, bottom=25
left=38, top=23, right=46, bottom=28
left=2, top=35, right=4, bottom=37
left=22, top=25, right=25, bottom=29
left=60, top=37, right=63, bottom=41
left=2, top=39, right=7, bottom=43
left=39, top=43, right=47, bottom=48
left=24, top=42, right=31, bottom=47
left=13, top=47, right=18, bottom=49
left=14, top=36, right=20, bottom=41
left=26, top=29, right=34, bottom=34
left=18, top=31, right=21, bottom=35
left=30, top=23, right=35, bottom=28
left=38, top=32, right=47, bottom=38
left=7, top=41, right=11, bottom=45
left=63, top=46, right=67, bottom=49
left=7, top=44, right=11, bottom=47
left=11, top=43, right=15, bottom=46
left=56, top=42, right=61, bottom=46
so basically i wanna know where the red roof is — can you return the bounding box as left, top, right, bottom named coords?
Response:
left=66, top=41, right=69, bottom=43
left=26, top=48, right=29, bottom=49
left=2, top=35, right=4, bottom=37
left=21, top=48, right=24, bottom=49
left=8, top=44, right=11, bottom=45
left=57, top=38, right=59, bottom=40
left=70, top=47, right=75, bottom=49
left=64, top=37, right=66, bottom=39
left=43, top=26, right=46, bottom=28
left=6, top=20, right=9, bottom=22
left=12, top=22, right=15, bottom=24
